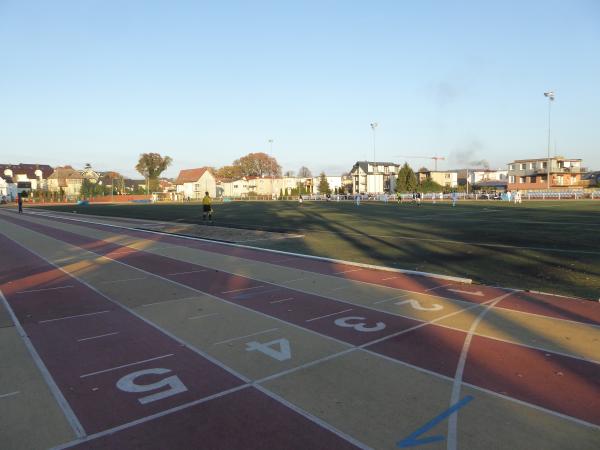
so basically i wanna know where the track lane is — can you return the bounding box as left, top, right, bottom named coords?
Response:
left=5, top=212, right=600, bottom=427
left=21, top=210, right=600, bottom=326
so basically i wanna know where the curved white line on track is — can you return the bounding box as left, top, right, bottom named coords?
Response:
left=446, top=291, right=515, bottom=450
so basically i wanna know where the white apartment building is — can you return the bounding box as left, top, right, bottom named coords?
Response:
left=350, top=161, right=401, bottom=194
left=175, top=168, right=216, bottom=200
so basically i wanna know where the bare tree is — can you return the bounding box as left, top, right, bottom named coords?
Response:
left=233, top=152, right=281, bottom=177
left=297, top=166, right=312, bottom=178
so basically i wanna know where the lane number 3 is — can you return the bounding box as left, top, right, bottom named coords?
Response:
left=116, top=368, right=188, bottom=405
left=334, top=316, right=386, bottom=332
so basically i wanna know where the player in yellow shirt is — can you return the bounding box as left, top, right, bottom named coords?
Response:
left=202, top=192, right=213, bottom=223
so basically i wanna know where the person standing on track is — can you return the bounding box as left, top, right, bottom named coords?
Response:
left=17, top=193, right=23, bottom=214
left=202, top=191, right=213, bottom=223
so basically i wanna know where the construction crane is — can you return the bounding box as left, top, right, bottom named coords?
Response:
left=394, top=155, right=446, bottom=171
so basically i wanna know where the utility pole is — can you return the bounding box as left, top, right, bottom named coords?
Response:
left=544, top=91, right=555, bottom=189
left=370, top=123, right=378, bottom=162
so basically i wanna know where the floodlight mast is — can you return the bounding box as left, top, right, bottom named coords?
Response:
left=268, top=139, right=274, bottom=154
left=544, top=91, right=555, bottom=189
left=370, top=122, right=378, bottom=163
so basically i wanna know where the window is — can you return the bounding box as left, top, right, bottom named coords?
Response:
left=520, top=163, right=526, bottom=170
left=509, top=164, right=514, bottom=171
left=519, top=177, right=526, bottom=183
left=509, top=176, right=515, bottom=183
left=531, top=163, right=536, bottom=169
left=530, top=176, right=536, bottom=183
left=542, top=162, right=547, bottom=169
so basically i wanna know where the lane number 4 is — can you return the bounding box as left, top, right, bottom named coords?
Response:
left=246, top=338, right=292, bottom=361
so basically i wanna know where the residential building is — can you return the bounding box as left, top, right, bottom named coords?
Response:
left=350, top=161, right=401, bottom=194
left=175, top=167, right=216, bottom=200
left=418, top=170, right=458, bottom=188
left=0, top=175, right=17, bottom=200
left=0, top=163, right=53, bottom=192
left=47, top=166, right=85, bottom=197
left=507, top=156, right=585, bottom=190
left=312, top=175, right=343, bottom=194
left=218, top=178, right=250, bottom=197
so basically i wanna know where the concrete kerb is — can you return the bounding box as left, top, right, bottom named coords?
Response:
left=22, top=210, right=473, bottom=285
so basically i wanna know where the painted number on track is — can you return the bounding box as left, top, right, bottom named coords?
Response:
left=334, top=316, right=386, bottom=332
left=395, top=299, right=443, bottom=311
left=246, top=338, right=292, bottom=361
left=116, top=368, right=188, bottom=404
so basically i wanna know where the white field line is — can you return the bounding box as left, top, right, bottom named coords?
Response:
left=100, top=277, right=148, bottom=285
left=80, top=354, right=174, bottom=378
left=139, top=296, right=203, bottom=308
left=187, top=312, right=220, bottom=320
left=166, top=270, right=207, bottom=276
left=77, top=332, right=120, bottom=342
left=0, top=391, right=20, bottom=399
left=373, top=283, right=453, bottom=305
left=16, top=285, right=73, bottom=294
left=212, top=328, right=279, bottom=346
left=269, top=297, right=294, bottom=304
left=221, top=285, right=265, bottom=294
left=446, top=292, right=513, bottom=450
left=38, top=310, right=112, bottom=324
left=305, top=308, right=354, bottom=323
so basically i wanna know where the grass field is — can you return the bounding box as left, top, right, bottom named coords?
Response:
left=35, top=200, right=600, bottom=299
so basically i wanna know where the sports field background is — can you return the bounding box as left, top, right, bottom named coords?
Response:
left=35, top=200, right=600, bottom=299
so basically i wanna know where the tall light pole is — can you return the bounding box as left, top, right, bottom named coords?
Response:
left=370, top=122, right=378, bottom=163
left=268, top=139, right=274, bottom=153
left=544, top=91, right=555, bottom=189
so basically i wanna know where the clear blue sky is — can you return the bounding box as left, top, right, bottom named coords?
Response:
left=1, top=0, right=599, bottom=178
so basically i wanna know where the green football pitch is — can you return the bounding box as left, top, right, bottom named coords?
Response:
left=35, top=200, right=600, bottom=299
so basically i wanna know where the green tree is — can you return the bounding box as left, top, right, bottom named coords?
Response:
left=135, top=153, right=173, bottom=193
left=396, top=162, right=418, bottom=193
left=318, top=172, right=331, bottom=194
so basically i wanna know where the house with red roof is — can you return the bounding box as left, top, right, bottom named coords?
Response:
left=174, top=167, right=216, bottom=200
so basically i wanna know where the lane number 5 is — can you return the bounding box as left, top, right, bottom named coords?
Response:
left=116, top=368, right=188, bottom=405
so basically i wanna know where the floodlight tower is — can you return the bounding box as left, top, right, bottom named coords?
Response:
left=370, top=122, right=378, bottom=163
left=268, top=139, right=274, bottom=153
left=544, top=91, right=555, bottom=189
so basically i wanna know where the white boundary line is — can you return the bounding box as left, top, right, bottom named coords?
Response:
left=305, top=308, right=354, bottom=323
left=0, top=390, right=20, bottom=399
left=38, top=310, right=112, bottom=324
left=20, top=210, right=472, bottom=283
left=188, top=312, right=220, bottom=320
left=221, top=285, right=266, bottom=294
left=0, top=289, right=86, bottom=437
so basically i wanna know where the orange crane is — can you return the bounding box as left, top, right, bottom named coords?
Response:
left=395, top=155, right=446, bottom=171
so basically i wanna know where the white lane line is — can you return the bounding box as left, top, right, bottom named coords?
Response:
left=213, top=328, right=279, bottom=346
left=305, top=308, right=354, bottom=323
left=330, top=285, right=350, bottom=291
left=281, top=277, right=311, bottom=283
left=221, top=285, right=265, bottom=294
left=0, top=391, right=20, bottom=399
left=448, top=288, right=484, bottom=297
left=381, top=276, right=400, bottom=281
left=333, top=268, right=362, bottom=275
left=187, top=312, right=220, bottom=320
left=270, top=257, right=298, bottom=263
left=269, top=297, right=294, bottom=304
left=166, top=270, right=208, bottom=276
left=106, top=250, right=137, bottom=255
left=0, top=289, right=86, bottom=437
left=16, top=285, right=74, bottom=294
left=446, top=292, right=513, bottom=450
left=77, top=332, right=120, bottom=342
left=373, top=283, right=454, bottom=305
left=80, top=354, right=174, bottom=379
left=139, top=296, right=202, bottom=308
left=100, top=277, right=147, bottom=285
left=38, top=310, right=111, bottom=324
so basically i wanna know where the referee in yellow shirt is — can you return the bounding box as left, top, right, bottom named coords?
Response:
left=202, top=191, right=213, bottom=223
